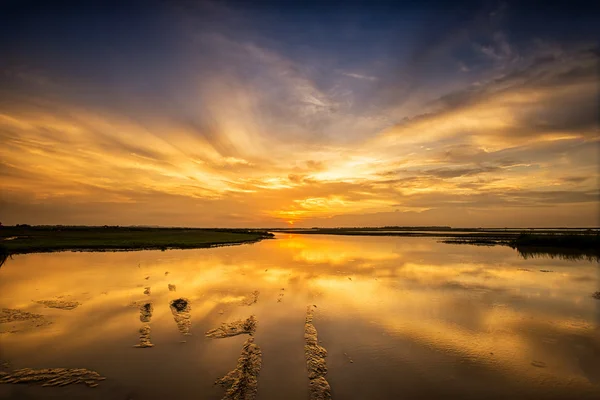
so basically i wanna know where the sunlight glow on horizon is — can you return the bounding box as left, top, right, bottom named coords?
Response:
left=0, top=2, right=598, bottom=227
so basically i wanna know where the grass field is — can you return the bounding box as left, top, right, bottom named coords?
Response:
left=0, top=226, right=274, bottom=256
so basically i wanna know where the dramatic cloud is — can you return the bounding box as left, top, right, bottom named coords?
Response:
left=0, top=1, right=598, bottom=227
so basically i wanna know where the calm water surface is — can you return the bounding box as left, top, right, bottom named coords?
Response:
left=0, top=234, right=598, bottom=399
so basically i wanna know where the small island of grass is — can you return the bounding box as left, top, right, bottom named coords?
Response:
left=0, top=225, right=274, bottom=259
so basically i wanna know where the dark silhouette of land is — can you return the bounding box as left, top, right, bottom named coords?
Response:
left=0, top=225, right=274, bottom=257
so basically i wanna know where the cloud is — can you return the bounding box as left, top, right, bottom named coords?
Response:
left=341, top=71, right=378, bottom=81
left=475, top=31, right=514, bottom=63
left=374, top=46, right=598, bottom=159
left=0, top=3, right=597, bottom=227
left=560, top=176, right=589, bottom=184
left=421, top=165, right=503, bottom=178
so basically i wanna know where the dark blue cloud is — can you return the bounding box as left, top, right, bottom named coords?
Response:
left=0, top=0, right=597, bottom=138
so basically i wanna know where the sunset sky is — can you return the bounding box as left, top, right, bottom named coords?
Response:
left=1, top=0, right=598, bottom=227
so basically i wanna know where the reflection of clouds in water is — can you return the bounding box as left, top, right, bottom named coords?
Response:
left=570, top=275, right=595, bottom=282
left=318, top=284, right=596, bottom=390
left=0, top=235, right=597, bottom=396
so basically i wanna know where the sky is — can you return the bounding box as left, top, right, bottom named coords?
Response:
left=0, top=0, right=599, bottom=228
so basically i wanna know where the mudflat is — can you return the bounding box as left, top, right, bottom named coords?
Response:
left=0, top=226, right=274, bottom=256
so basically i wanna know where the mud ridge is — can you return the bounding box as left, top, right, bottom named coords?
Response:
left=305, top=305, right=331, bottom=400
left=0, top=368, right=106, bottom=388
left=206, top=315, right=257, bottom=338
left=170, top=298, right=192, bottom=335
left=139, top=302, right=153, bottom=323
left=37, top=300, right=80, bottom=310
left=240, top=291, right=260, bottom=306
left=215, top=337, right=262, bottom=400
left=1, top=308, right=45, bottom=324
left=134, top=325, right=154, bottom=348
left=0, top=308, right=51, bottom=333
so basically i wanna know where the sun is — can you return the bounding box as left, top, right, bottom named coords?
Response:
left=287, top=220, right=294, bottom=226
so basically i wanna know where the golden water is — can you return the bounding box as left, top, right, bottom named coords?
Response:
left=0, top=234, right=598, bottom=399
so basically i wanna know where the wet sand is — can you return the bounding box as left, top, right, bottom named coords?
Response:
left=240, top=291, right=260, bottom=306
left=0, top=368, right=105, bottom=388
left=170, top=298, right=192, bottom=336
left=139, top=303, right=154, bottom=323
left=0, top=308, right=52, bottom=333
left=134, top=325, right=153, bottom=348
left=304, top=305, right=331, bottom=400
left=36, top=300, right=80, bottom=310
left=206, top=316, right=257, bottom=339
left=215, top=337, right=262, bottom=400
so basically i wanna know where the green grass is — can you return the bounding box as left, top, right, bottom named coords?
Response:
left=0, top=226, right=274, bottom=256
left=510, top=233, right=599, bottom=249
left=444, top=233, right=599, bottom=260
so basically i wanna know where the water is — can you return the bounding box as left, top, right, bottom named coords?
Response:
left=0, top=234, right=598, bottom=399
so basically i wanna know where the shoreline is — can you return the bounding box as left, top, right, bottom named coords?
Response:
left=2, top=238, right=267, bottom=256
left=0, top=227, right=274, bottom=259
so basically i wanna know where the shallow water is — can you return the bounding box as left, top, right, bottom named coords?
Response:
left=0, top=234, right=598, bottom=400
